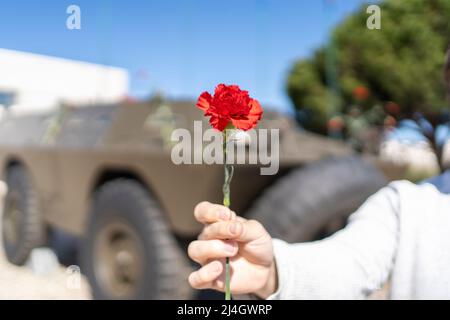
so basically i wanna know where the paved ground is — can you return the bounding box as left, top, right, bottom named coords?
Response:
left=0, top=254, right=91, bottom=299
left=0, top=182, right=91, bottom=299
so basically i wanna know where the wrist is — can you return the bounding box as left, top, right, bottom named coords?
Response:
left=254, top=260, right=278, bottom=299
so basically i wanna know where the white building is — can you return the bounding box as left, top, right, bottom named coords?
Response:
left=0, top=48, right=129, bottom=115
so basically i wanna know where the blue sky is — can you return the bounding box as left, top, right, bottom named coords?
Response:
left=0, top=0, right=371, bottom=113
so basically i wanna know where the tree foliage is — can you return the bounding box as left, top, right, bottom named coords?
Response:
left=287, top=0, right=450, bottom=134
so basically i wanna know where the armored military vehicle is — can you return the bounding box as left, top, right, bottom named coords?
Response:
left=0, top=100, right=386, bottom=299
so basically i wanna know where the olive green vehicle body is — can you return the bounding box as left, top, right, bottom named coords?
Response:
left=0, top=101, right=351, bottom=238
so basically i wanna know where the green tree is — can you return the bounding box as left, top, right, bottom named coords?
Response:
left=287, top=0, right=450, bottom=134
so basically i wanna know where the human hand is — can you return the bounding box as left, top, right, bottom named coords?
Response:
left=187, top=201, right=277, bottom=298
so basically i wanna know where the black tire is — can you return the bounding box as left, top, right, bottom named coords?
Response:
left=246, top=156, right=387, bottom=242
left=2, top=165, right=46, bottom=265
left=81, top=179, right=193, bottom=300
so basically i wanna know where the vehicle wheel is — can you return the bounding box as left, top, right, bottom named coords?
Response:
left=2, top=165, right=46, bottom=265
left=81, top=179, right=193, bottom=300
left=245, top=156, right=387, bottom=242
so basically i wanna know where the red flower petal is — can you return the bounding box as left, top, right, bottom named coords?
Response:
left=209, top=116, right=229, bottom=132
left=231, top=118, right=251, bottom=130
left=231, top=99, right=263, bottom=131
left=248, top=99, right=263, bottom=121
left=196, top=91, right=212, bottom=113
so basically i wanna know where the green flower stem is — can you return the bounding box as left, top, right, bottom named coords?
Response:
left=222, top=130, right=234, bottom=300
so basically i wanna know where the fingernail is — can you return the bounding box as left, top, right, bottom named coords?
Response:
left=230, top=222, right=241, bottom=235
left=224, top=242, right=236, bottom=253
left=218, top=209, right=229, bottom=220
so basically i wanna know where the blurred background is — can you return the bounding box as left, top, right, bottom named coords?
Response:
left=0, top=0, right=449, bottom=299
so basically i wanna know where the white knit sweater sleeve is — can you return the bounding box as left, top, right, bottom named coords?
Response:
left=267, top=183, right=401, bottom=299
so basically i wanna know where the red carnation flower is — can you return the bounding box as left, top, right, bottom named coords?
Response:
left=196, top=84, right=263, bottom=131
